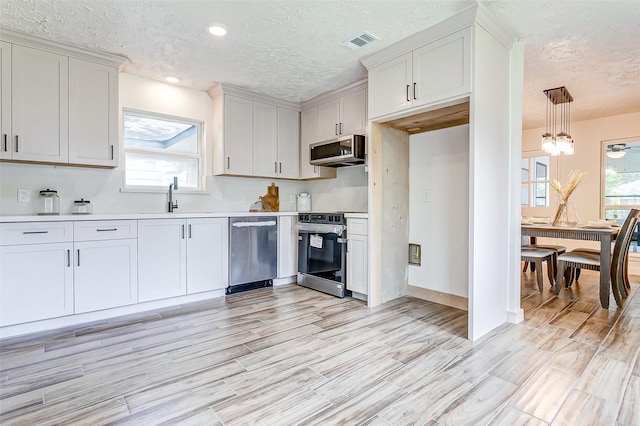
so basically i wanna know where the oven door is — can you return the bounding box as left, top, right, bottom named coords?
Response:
left=297, top=223, right=347, bottom=297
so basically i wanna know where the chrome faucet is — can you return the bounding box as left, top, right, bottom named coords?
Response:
left=168, top=177, right=178, bottom=212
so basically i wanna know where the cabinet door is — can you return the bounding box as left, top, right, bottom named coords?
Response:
left=413, top=28, right=471, bottom=107
left=138, top=219, right=187, bottom=302
left=277, top=215, right=297, bottom=278
left=252, top=101, right=278, bottom=177
left=186, top=218, right=228, bottom=294
left=316, top=98, right=340, bottom=142
left=0, top=243, right=73, bottom=326
left=224, top=95, right=253, bottom=175
left=339, top=88, right=367, bottom=136
left=347, top=233, right=368, bottom=295
left=367, top=52, right=412, bottom=119
left=68, top=59, right=118, bottom=167
left=0, top=42, right=10, bottom=160
left=11, top=45, right=69, bottom=163
left=299, top=107, right=336, bottom=180
left=74, top=239, right=137, bottom=313
left=276, top=107, right=299, bottom=179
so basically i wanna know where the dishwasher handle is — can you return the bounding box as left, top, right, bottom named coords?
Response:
left=231, top=220, right=277, bottom=228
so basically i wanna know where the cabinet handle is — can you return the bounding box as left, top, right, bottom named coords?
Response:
left=227, top=157, right=230, bottom=170
left=413, top=83, right=417, bottom=100
left=23, top=230, right=49, bottom=234
left=15, top=135, right=18, bottom=152
left=274, top=161, right=278, bottom=173
left=279, top=162, right=282, bottom=174
left=406, top=85, right=410, bottom=102
left=77, top=249, right=80, bottom=267
left=97, top=228, right=117, bottom=232
left=339, top=122, right=343, bottom=135
left=188, top=224, right=192, bottom=238
left=67, top=249, right=70, bottom=267
left=181, top=224, right=185, bottom=239
left=110, top=145, right=114, bottom=160
left=335, top=123, right=338, bottom=135
left=3, top=134, right=6, bottom=152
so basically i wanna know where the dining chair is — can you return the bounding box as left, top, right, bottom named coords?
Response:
left=555, top=209, right=640, bottom=306
left=569, top=210, right=640, bottom=297
left=521, top=245, right=556, bottom=292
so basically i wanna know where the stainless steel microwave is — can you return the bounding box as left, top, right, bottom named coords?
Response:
left=310, top=134, right=365, bottom=167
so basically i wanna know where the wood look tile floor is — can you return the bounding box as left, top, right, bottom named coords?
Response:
left=1, top=270, right=639, bottom=425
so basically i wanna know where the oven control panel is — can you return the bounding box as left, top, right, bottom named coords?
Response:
left=298, top=213, right=345, bottom=225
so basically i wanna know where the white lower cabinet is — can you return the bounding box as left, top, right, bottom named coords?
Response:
left=347, top=218, right=368, bottom=295
left=74, top=239, right=137, bottom=313
left=0, top=242, right=74, bottom=326
left=277, top=215, right=297, bottom=278
left=186, top=218, right=228, bottom=294
left=138, top=217, right=229, bottom=302
left=137, top=219, right=187, bottom=302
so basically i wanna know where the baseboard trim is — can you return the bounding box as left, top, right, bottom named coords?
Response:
left=507, top=308, right=524, bottom=324
left=406, top=285, right=468, bottom=311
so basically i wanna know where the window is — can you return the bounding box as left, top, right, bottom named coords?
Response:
left=521, top=155, right=550, bottom=207
left=602, top=137, right=640, bottom=252
left=123, top=110, right=203, bottom=190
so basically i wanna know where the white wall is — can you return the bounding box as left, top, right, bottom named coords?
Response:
left=408, top=125, right=469, bottom=297
left=0, top=73, right=368, bottom=216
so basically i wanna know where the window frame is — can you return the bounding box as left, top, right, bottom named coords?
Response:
left=121, top=108, right=206, bottom=193
left=521, top=152, right=551, bottom=208
left=600, top=136, right=640, bottom=219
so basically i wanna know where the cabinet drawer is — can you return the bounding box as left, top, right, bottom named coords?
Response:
left=0, top=222, right=73, bottom=245
left=74, top=220, right=137, bottom=241
left=348, top=218, right=368, bottom=235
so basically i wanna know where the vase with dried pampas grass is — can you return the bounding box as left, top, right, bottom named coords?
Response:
left=551, top=170, right=585, bottom=226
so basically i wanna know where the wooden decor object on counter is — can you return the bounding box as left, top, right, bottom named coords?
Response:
left=249, top=182, right=280, bottom=212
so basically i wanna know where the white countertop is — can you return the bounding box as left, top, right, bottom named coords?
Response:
left=0, top=211, right=298, bottom=223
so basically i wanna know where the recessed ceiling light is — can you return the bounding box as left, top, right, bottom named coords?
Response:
left=164, top=75, right=181, bottom=84
left=207, top=24, right=228, bottom=37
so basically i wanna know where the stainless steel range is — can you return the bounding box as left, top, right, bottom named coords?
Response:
left=297, top=212, right=348, bottom=298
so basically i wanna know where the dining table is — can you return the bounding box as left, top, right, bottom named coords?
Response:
left=521, top=223, right=620, bottom=309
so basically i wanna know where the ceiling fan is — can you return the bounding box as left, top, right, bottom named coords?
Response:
left=606, top=143, right=640, bottom=159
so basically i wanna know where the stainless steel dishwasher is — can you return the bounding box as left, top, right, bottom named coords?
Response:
left=227, top=216, right=278, bottom=294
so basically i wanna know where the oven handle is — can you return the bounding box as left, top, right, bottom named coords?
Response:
left=296, top=223, right=346, bottom=235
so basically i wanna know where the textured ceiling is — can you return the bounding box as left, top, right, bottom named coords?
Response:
left=1, top=0, right=639, bottom=129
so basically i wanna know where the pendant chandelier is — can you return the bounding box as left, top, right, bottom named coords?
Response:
left=541, top=86, right=574, bottom=156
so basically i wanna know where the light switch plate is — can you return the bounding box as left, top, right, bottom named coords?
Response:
left=17, top=189, right=30, bottom=203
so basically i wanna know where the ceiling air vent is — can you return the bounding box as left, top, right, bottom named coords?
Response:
left=342, top=31, right=380, bottom=50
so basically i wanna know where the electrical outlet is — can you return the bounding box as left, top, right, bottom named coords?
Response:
left=213, top=193, right=223, bottom=202
left=423, top=191, right=430, bottom=202
left=289, top=195, right=295, bottom=203
left=17, top=189, right=30, bottom=203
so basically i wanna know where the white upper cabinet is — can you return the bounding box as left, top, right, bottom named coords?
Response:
left=316, top=98, right=341, bottom=142
left=276, top=107, right=299, bottom=179
left=0, top=29, right=125, bottom=167
left=68, top=59, right=118, bottom=167
left=252, top=101, right=278, bottom=177
left=316, top=87, right=367, bottom=141
left=0, top=42, right=10, bottom=159
left=340, top=88, right=367, bottom=136
left=368, top=53, right=412, bottom=119
left=212, top=85, right=301, bottom=179
left=367, top=28, right=471, bottom=119
left=10, top=45, right=69, bottom=163
left=223, top=95, right=254, bottom=175
left=299, top=107, right=336, bottom=180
